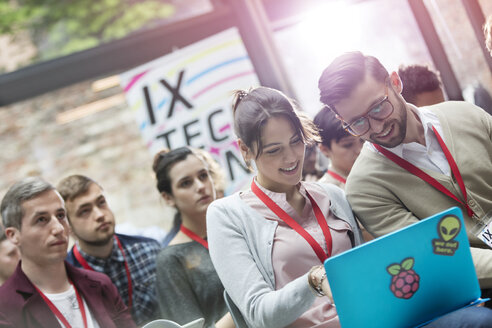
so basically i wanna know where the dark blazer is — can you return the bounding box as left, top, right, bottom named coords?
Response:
left=0, top=261, right=137, bottom=328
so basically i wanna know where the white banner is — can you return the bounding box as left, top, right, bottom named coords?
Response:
left=120, top=28, right=259, bottom=194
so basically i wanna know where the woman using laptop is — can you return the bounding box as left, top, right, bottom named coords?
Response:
left=206, top=87, right=364, bottom=327
left=206, top=86, right=492, bottom=328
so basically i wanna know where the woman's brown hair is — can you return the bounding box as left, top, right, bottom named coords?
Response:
left=232, top=87, right=320, bottom=162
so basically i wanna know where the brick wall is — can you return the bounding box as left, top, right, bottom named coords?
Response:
left=0, top=77, right=175, bottom=233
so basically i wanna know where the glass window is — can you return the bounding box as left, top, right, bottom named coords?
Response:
left=424, top=0, right=492, bottom=103
left=273, top=0, right=434, bottom=116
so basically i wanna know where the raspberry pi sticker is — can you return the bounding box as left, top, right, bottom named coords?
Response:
left=432, top=215, right=461, bottom=256
left=387, top=257, right=420, bottom=299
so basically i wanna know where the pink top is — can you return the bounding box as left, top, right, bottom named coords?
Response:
left=241, top=181, right=353, bottom=327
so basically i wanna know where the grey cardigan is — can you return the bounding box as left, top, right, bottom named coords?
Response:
left=206, top=182, right=363, bottom=328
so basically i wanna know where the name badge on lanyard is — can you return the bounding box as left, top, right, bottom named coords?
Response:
left=470, top=211, right=492, bottom=249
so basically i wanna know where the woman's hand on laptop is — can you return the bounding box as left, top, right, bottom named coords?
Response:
left=308, top=265, right=334, bottom=303
left=321, top=274, right=334, bottom=303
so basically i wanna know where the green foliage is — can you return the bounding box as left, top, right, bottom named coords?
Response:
left=0, top=0, right=176, bottom=60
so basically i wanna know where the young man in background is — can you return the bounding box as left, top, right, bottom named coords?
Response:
left=58, top=174, right=161, bottom=326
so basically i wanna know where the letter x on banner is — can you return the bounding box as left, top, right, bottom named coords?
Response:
left=120, top=28, right=259, bottom=194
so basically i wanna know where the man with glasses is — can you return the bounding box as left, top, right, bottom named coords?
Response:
left=318, top=51, right=492, bottom=307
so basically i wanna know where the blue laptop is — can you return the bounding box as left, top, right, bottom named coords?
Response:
left=324, top=207, right=486, bottom=328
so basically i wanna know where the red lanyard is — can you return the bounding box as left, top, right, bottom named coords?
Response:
left=373, top=126, right=475, bottom=218
left=73, top=235, right=133, bottom=309
left=251, top=180, right=333, bottom=263
left=33, top=281, right=88, bottom=328
left=326, top=170, right=346, bottom=184
left=180, top=225, right=209, bottom=249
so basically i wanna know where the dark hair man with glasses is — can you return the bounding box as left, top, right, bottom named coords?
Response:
left=318, top=51, right=492, bottom=311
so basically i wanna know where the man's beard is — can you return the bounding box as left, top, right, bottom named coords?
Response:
left=76, top=233, right=114, bottom=247
left=369, top=100, right=407, bottom=148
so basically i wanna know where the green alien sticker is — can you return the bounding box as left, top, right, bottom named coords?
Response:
left=432, top=215, right=461, bottom=256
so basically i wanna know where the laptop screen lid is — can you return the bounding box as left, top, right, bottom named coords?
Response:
left=324, top=207, right=481, bottom=328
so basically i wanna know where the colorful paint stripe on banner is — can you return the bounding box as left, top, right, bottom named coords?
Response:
left=192, top=71, right=255, bottom=100
left=123, top=38, right=242, bottom=92
left=152, top=57, right=253, bottom=118
left=188, top=90, right=237, bottom=120
left=166, top=39, right=242, bottom=78
left=137, top=70, right=255, bottom=132
left=185, top=56, right=249, bottom=85
left=124, top=70, right=149, bottom=92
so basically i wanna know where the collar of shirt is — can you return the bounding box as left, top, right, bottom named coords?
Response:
left=254, top=177, right=306, bottom=199
left=76, top=237, right=126, bottom=271
left=253, top=178, right=312, bottom=218
left=368, top=105, right=450, bottom=175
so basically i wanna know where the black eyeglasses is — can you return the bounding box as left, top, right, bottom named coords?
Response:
left=341, top=83, right=394, bottom=137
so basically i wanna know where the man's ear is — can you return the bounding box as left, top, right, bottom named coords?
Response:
left=161, top=192, right=175, bottom=207
left=319, top=143, right=332, bottom=159
left=5, top=227, right=20, bottom=246
left=390, top=71, right=403, bottom=94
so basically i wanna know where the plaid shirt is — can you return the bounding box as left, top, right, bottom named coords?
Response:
left=67, top=233, right=161, bottom=325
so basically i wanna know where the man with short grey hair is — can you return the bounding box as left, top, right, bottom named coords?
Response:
left=0, top=177, right=136, bottom=328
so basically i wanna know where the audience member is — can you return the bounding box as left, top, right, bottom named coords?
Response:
left=153, top=147, right=233, bottom=328
left=207, top=86, right=364, bottom=327
left=57, top=175, right=161, bottom=326
left=313, top=107, right=364, bottom=189
left=0, top=224, right=20, bottom=286
left=161, top=148, right=227, bottom=247
left=398, top=64, right=445, bottom=107
left=318, top=51, right=492, bottom=310
left=0, top=177, right=136, bottom=327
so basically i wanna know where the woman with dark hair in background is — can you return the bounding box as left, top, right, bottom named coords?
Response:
left=161, top=148, right=227, bottom=247
left=207, top=86, right=364, bottom=328
left=152, top=147, right=234, bottom=328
